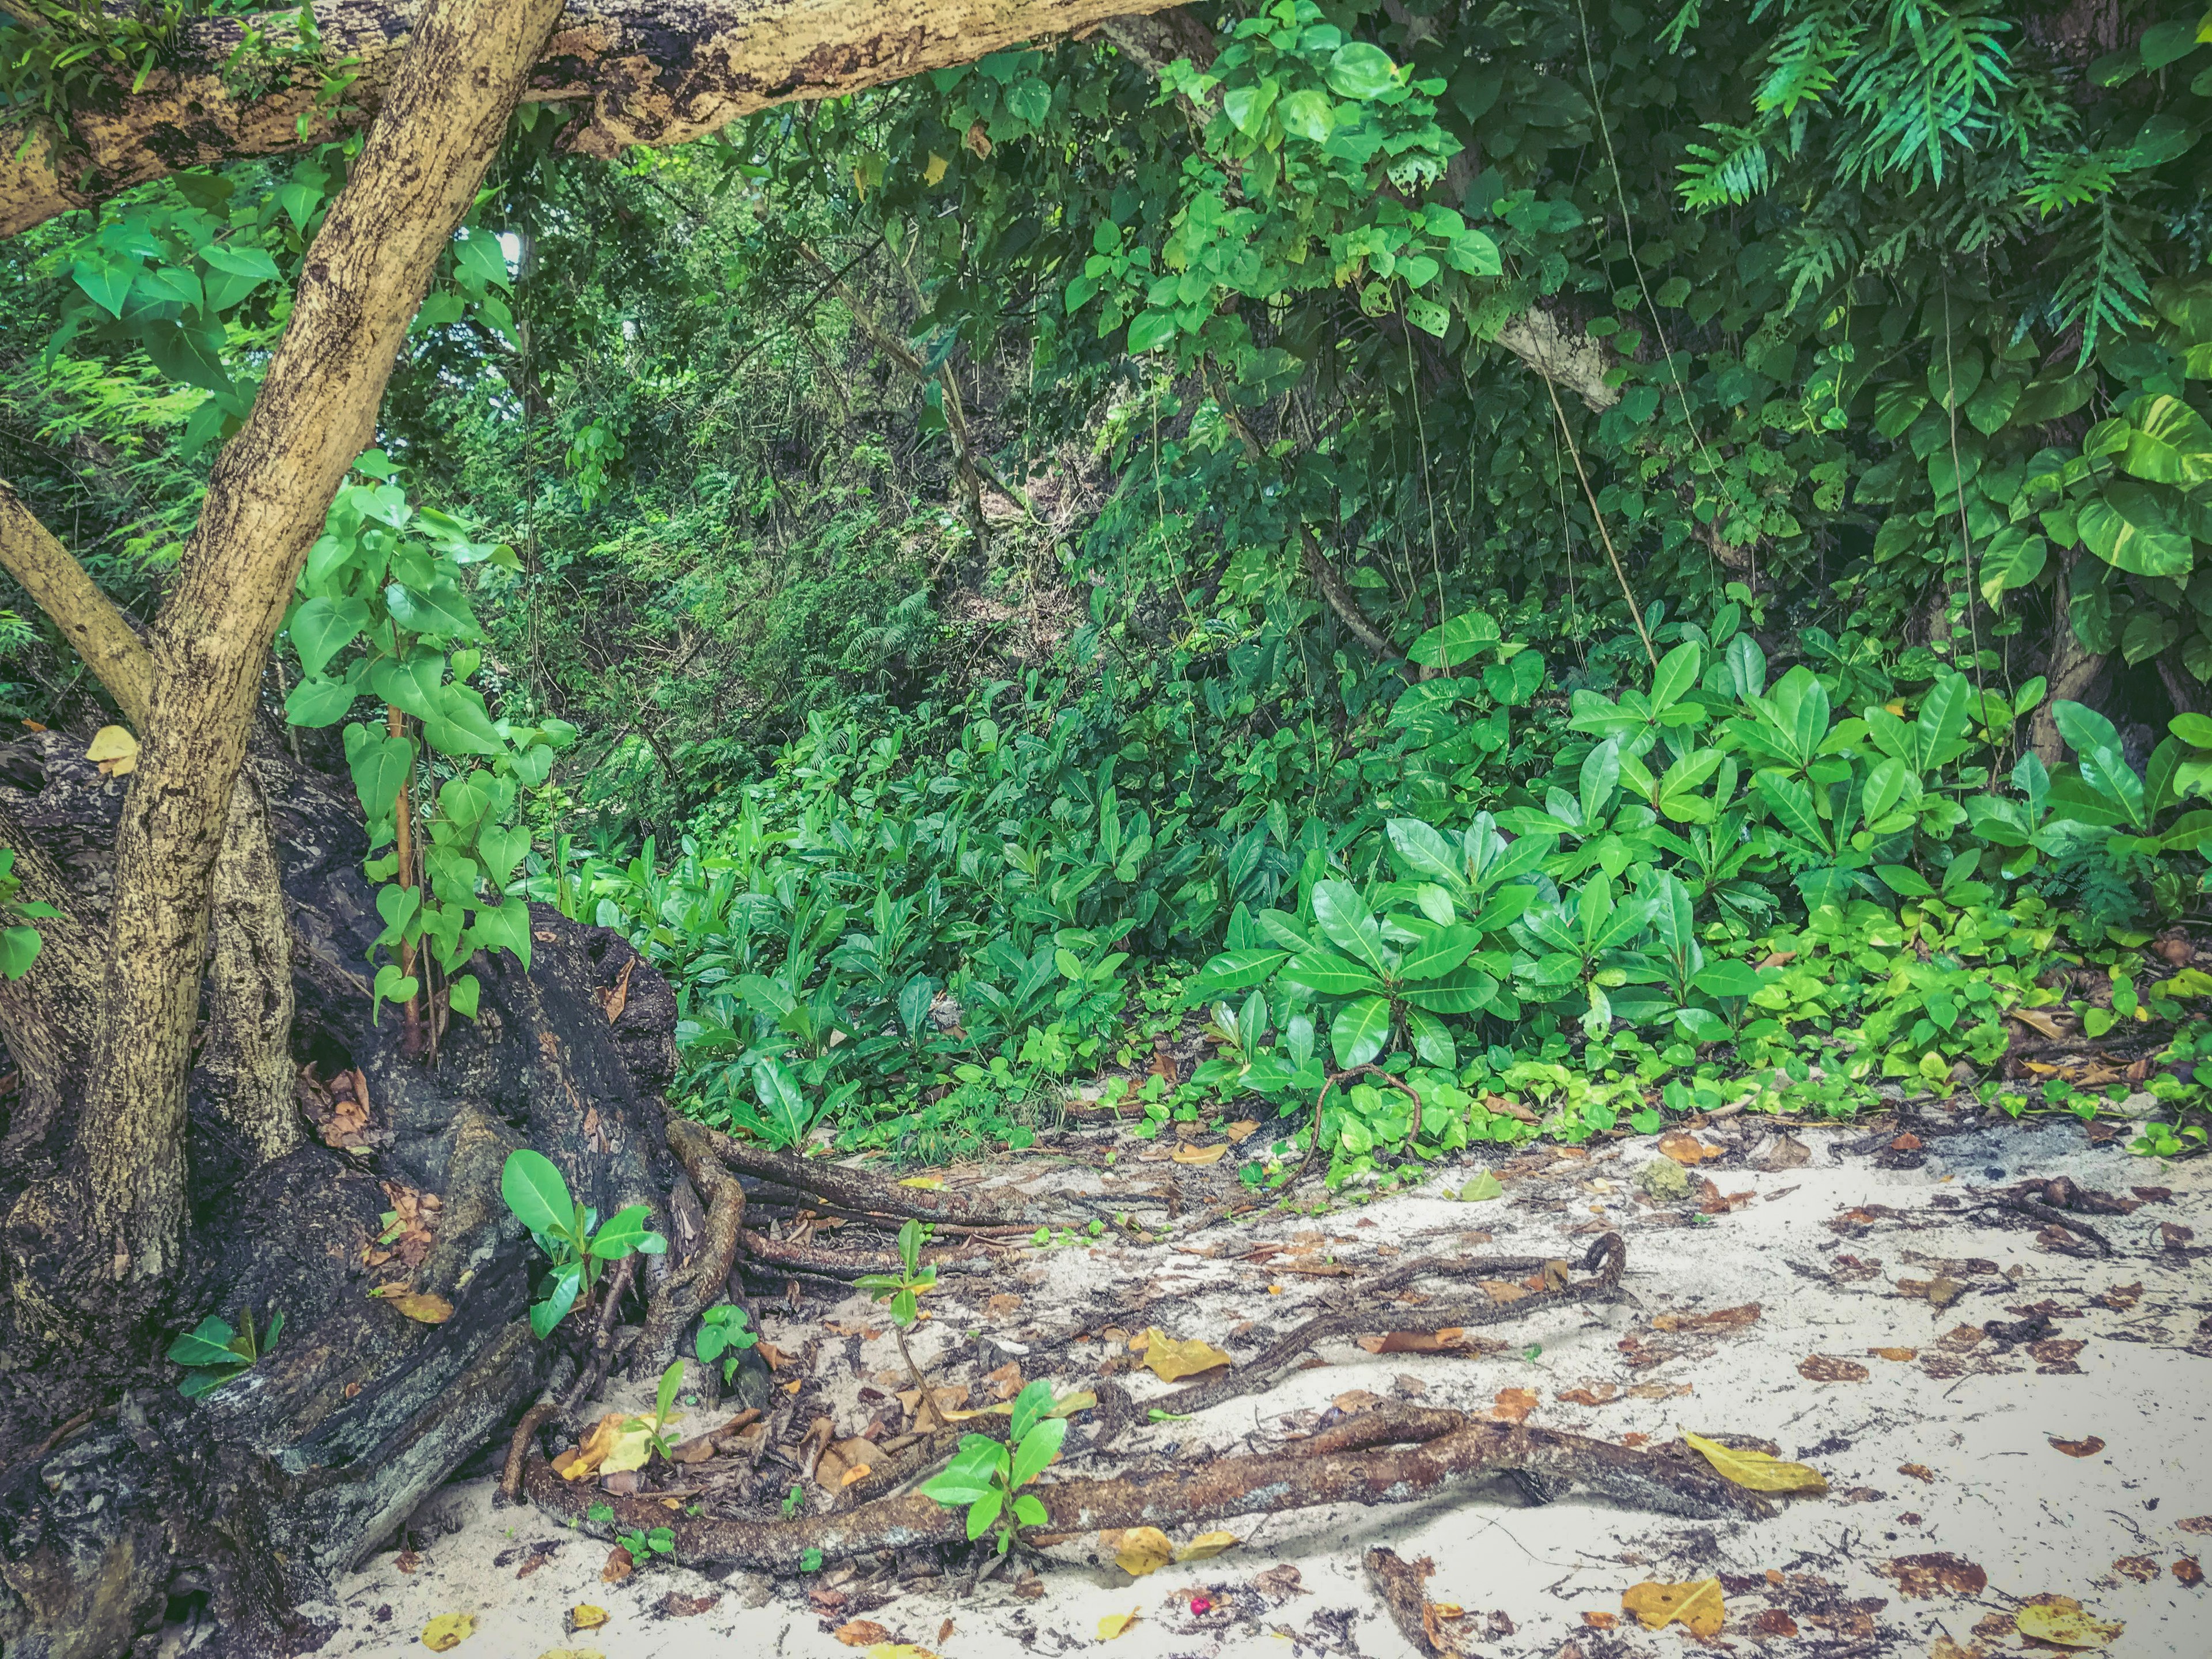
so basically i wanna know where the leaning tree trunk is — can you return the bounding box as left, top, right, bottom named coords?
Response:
left=0, top=733, right=684, bottom=1657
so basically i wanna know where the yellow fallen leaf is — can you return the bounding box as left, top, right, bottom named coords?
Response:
left=1137, top=1328, right=1232, bottom=1381
left=1177, top=1531, right=1238, bottom=1562
left=568, top=1605, right=609, bottom=1631
left=87, top=724, right=138, bottom=777
left=863, top=1646, right=940, bottom=1659
left=605, top=1412, right=670, bottom=1475
left=1683, top=1430, right=1827, bottom=1494
left=898, top=1176, right=945, bottom=1190
left=393, top=1293, right=454, bottom=1324
left=423, top=1613, right=475, bottom=1651
left=841, top=1463, right=873, bottom=1487
left=537, top=1650, right=604, bottom=1659
left=1097, top=1611, right=1141, bottom=1641
left=2016, top=1599, right=2123, bottom=1647
left=1113, top=1526, right=1175, bottom=1577
left=1622, top=1578, right=1725, bottom=1637
left=1171, top=1143, right=1229, bottom=1164
left=923, top=153, right=949, bottom=185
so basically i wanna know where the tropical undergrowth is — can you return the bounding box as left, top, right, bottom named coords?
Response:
left=533, top=590, right=2212, bottom=1180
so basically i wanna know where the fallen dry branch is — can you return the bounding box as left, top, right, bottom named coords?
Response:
left=706, top=1127, right=1053, bottom=1227
left=1112, top=1233, right=1626, bottom=1427
left=523, top=1406, right=1769, bottom=1571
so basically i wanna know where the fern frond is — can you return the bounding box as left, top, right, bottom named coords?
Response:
left=1679, top=122, right=1775, bottom=208
left=2051, top=199, right=2152, bottom=357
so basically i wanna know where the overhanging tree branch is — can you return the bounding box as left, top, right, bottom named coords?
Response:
left=1, top=0, right=1193, bottom=238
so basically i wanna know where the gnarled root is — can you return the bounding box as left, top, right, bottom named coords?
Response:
left=522, top=1407, right=1769, bottom=1572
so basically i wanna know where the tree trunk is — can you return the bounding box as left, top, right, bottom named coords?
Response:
left=2029, top=558, right=2108, bottom=764
left=59, top=0, right=569, bottom=1307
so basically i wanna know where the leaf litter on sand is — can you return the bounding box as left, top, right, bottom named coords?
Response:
left=1682, top=1430, right=1826, bottom=1494
left=2016, top=1597, right=2123, bottom=1647
left=1131, top=1329, right=1232, bottom=1380
left=422, top=1613, right=474, bottom=1650
left=1621, top=1578, right=1725, bottom=1637
left=1097, top=1610, right=1139, bottom=1639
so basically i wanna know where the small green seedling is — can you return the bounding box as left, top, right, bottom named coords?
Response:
left=617, top=1524, right=676, bottom=1562
left=643, top=1359, right=685, bottom=1461
left=0, top=847, right=59, bottom=980
left=800, top=1546, right=824, bottom=1572
left=782, top=1483, right=805, bottom=1517
left=855, top=1218, right=937, bottom=1324
left=167, top=1306, right=283, bottom=1397
left=500, top=1148, right=667, bottom=1338
left=696, top=1302, right=759, bottom=1382
left=921, top=1379, right=1071, bottom=1554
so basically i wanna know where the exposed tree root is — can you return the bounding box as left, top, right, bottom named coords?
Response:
left=1102, top=1233, right=1625, bottom=1431
left=704, top=1128, right=1059, bottom=1227
left=634, top=1120, right=750, bottom=1376
left=523, top=1403, right=1768, bottom=1573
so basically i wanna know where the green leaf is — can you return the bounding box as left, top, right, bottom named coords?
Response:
left=1283, top=950, right=1382, bottom=995
left=1397, top=923, right=1478, bottom=981
left=0, top=926, right=43, bottom=980
left=1127, top=310, right=1178, bottom=353
left=750, top=1057, right=816, bottom=1148
left=289, top=595, right=370, bottom=679
left=592, top=1205, right=665, bottom=1260
left=1010, top=1377, right=1055, bottom=1442
left=501, top=1149, right=573, bottom=1237
left=1278, top=88, right=1335, bottom=141
left=966, top=1486, right=1005, bottom=1541
left=1978, top=527, right=2047, bottom=605
left=1010, top=1415, right=1067, bottom=1487
left=285, top=673, right=359, bottom=728
left=2079, top=484, right=2194, bottom=578
left=1330, top=994, right=1391, bottom=1067
left=1650, top=641, right=1702, bottom=710
left=385, top=581, right=479, bottom=640
left=346, top=729, right=414, bottom=824
left=2122, top=395, right=2212, bottom=487
left=168, top=1317, right=243, bottom=1369
left=446, top=973, right=480, bottom=1020
left=1325, top=41, right=1399, bottom=100
left=1459, top=1171, right=1504, bottom=1202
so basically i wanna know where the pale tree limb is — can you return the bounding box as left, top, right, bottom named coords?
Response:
left=1, top=0, right=1194, bottom=239
left=2029, top=554, right=2106, bottom=766
left=66, top=0, right=574, bottom=1294
left=0, top=480, right=301, bottom=1166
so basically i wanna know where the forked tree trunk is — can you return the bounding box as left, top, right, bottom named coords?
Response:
left=55, top=0, right=570, bottom=1306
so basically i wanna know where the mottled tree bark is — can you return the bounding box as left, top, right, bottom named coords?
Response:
left=0, top=0, right=1191, bottom=238
left=49, top=0, right=572, bottom=1305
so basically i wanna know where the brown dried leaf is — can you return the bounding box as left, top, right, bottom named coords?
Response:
left=392, top=1293, right=454, bottom=1324
left=662, top=1591, right=720, bottom=1618
left=1897, top=1463, right=1936, bottom=1483
left=1652, top=1302, right=1760, bottom=1332
left=1868, top=1346, right=1919, bottom=1361
left=836, top=1622, right=895, bottom=1647
left=1488, top=1388, right=1538, bottom=1425
left=2112, top=1556, right=2160, bottom=1582
left=2048, top=1435, right=2107, bottom=1458
left=1878, top=1553, right=1987, bottom=1599
left=1358, top=1328, right=1468, bottom=1355
left=1798, top=1354, right=1871, bottom=1383
left=1171, top=1142, right=1228, bottom=1165
left=2173, top=1558, right=2203, bottom=1586
left=1658, top=1132, right=1721, bottom=1165
left=600, top=1546, right=634, bottom=1583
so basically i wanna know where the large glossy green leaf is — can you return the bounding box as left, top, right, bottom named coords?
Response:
left=1283, top=950, right=1381, bottom=995
left=1326, top=41, right=1398, bottom=99
left=289, top=595, right=370, bottom=678
left=1330, top=994, right=1391, bottom=1067
left=2121, top=394, right=2212, bottom=488
left=501, top=1148, right=573, bottom=1237
left=1397, top=922, right=1478, bottom=981
left=2053, top=700, right=2148, bottom=828
left=2078, top=483, right=2194, bottom=578
left=1312, top=879, right=1389, bottom=975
